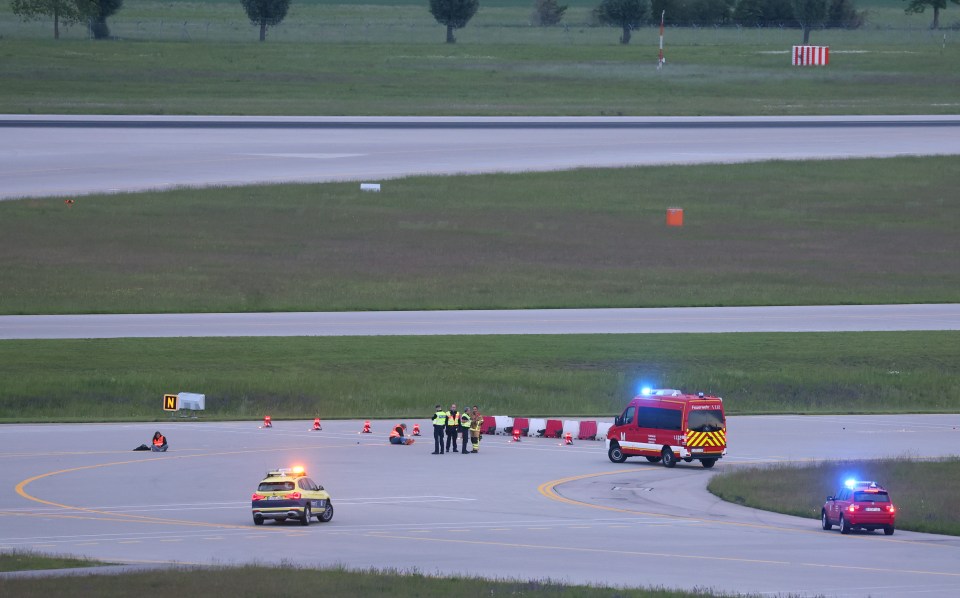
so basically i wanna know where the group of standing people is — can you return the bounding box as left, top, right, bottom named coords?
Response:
left=431, top=404, right=483, bottom=455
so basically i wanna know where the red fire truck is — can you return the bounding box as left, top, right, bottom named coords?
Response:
left=606, top=388, right=726, bottom=468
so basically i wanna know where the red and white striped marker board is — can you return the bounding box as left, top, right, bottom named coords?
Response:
left=792, top=46, right=829, bottom=66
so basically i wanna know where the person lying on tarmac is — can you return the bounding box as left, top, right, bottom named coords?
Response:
left=389, top=423, right=415, bottom=445
left=151, top=431, right=168, bottom=452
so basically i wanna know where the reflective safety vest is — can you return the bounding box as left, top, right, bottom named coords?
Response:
left=433, top=411, right=447, bottom=425
left=390, top=426, right=402, bottom=438
left=446, top=411, right=458, bottom=426
left=459, top=412, right=472, bottom=429
left=153, top=435, right=165, bottom=447
left=470, top=414, right=483, bottom=432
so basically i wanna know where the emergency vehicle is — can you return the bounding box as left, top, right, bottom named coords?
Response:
left=821, top=479, right=896, bottom=535
left=251, top=466, right=333, bottom=526
left=606, top=388, right=726, bottom=468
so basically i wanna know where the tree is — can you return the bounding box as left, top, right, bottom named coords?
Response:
left=240, top=0, right=291, bottom=42
left=595, top=0, right=648, bottom=44
left=429, top=0, right=479, bottom=43
left=10, top=0, right=88, bottom=39
left=792, top=0, right=827, bottom=43
left=904, top=0, right=959, bottom=29
left=532, top=0, right=568, bottom=25
left=87, top=0, right=122, bottom=39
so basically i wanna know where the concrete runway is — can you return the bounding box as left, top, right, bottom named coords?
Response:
left=2, top=115, right=960, bottom=199
left=2, top=416, right=959, bottom=596
left=3, top=304, right=959, bottom=339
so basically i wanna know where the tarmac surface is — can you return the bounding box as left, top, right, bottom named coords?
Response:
left=3, top=115, right=960, bottom=199
left=2, top=415, right=959, bottom=596
left=3, top=304, right=959, bottom=339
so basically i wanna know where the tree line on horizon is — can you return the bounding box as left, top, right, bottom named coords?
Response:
left=10, top=0, right=959, bottom=44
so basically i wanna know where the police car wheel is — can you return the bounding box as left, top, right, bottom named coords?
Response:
left=821, top=511, right=832, bottom=530
left=253, top=514, right=264, bottom=526
left=608, top=444, right=627, bottom=463
left=645, top=456, right=662, bottom=463
left=661, top=448, right=677, bottom=468
left=701, top=458, right=717, bottom=469
left=300, top=505, right=311, bottom=526
left=318, top=501, right=334, bottom=523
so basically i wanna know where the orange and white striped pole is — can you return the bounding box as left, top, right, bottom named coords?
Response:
left=657, top=11, right=665, bottom=70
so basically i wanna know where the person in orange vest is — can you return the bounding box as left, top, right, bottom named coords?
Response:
left=151, top=431, right=168, bottom=452
left=389, top=423, right=415, bottom=446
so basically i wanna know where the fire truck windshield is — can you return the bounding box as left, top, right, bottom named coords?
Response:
left=688, top=410, right=724, bottom=432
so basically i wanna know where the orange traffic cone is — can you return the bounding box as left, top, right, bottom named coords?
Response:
left=262, top=415, right=272, bottom=428
left=512, top=428, right=522, bottom=442
left=362, top=420, right=371, bottom=433
left=312, top=418, right=322, bottom=431
left=564, top=432, right=573, bottom=445
left=412, top=423, right=421, bottom=436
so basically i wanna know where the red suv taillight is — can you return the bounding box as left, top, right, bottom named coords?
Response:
left=848, top=504, right=858, bottom=512
left=251, top=493, right=265, bottom=501
left=887, top=504, right=896, bottom=513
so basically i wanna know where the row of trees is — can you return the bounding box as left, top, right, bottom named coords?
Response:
left=11, top=0, right=121, bottom=39
left=12, top=0, right=959, bottom=42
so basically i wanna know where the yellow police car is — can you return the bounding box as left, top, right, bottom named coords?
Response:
left=251, top=466, right=333, bottom=526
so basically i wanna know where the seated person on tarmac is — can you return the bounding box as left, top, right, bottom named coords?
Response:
left=152, top=431, right=168, bottom=452
left=389, top=423, right=415, bottom=445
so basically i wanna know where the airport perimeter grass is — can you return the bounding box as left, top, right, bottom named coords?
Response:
left=0, top=565, right=750, bottom=597
left=0, top=0, right=957, bottom=117
left=0, top=550, right=103, bottom=572
left=2, top=157, right=959, bottom=315
left=708, top=458, right=960, bottom=536
left=1, top=331, right=957, bottom=422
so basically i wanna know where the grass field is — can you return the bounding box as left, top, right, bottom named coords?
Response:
left=1, top=331, right=957, bottom=421
left=0, top=0, right=957, bottom=115
left=2, top=157, right=958, bottom=315
left=0, top=564, right=750, bottom=597
left=708, top=457, right=960, bottom=536
left=0, top=550, right=103, bottom=572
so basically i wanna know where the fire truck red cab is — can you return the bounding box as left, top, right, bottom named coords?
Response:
left=606, top=388, right=726, bottom=468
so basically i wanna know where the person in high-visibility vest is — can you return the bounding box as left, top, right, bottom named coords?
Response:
left=445, top=404, right=459, bottom=453
left=389, top=423, right=415, bottom=445
left=151, top=431, right=168, bottom=452
left=431, top=404, right=447, bottom=455
left=458, top=410, right=472, bottom=454
left=470, top=406, right=483, bottom=453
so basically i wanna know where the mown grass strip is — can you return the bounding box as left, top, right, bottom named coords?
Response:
left=1, top=332, right=957, bottom=422
left=0, top=30, right=957, bottom=115
left=2, top=157, right=958, bottom=315
left=707, top=458, right=960, bottom=536
left=0, top=549, right=105, bottom=573
left=0, top=563, right=755, bottom=596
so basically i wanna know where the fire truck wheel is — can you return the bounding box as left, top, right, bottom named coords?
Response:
left=645, top=456, right=662, bottom=463
left=821, top=511, right=832, bottom=530
left=701, top=458, right=717, bottom=469
left=839, top=515, right=851, bottom=535
left=608, top=444, right=627, bottom=463
left=661, top=448, right=677, bottom=468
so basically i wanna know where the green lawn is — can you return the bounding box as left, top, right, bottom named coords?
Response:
left=708, top=458, right=960, bottom=536
left=0, top=550, right=104, bottom=573
left=2, top=158, right=958, bottom=315
left=0, top=564, right=747, bottom=597
left=1, top=331, right=957, bottom=421
left=0, top=0, right=957, bottom=116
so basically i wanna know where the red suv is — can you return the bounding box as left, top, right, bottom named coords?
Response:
left=821, top=480, right=896, bottom=535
